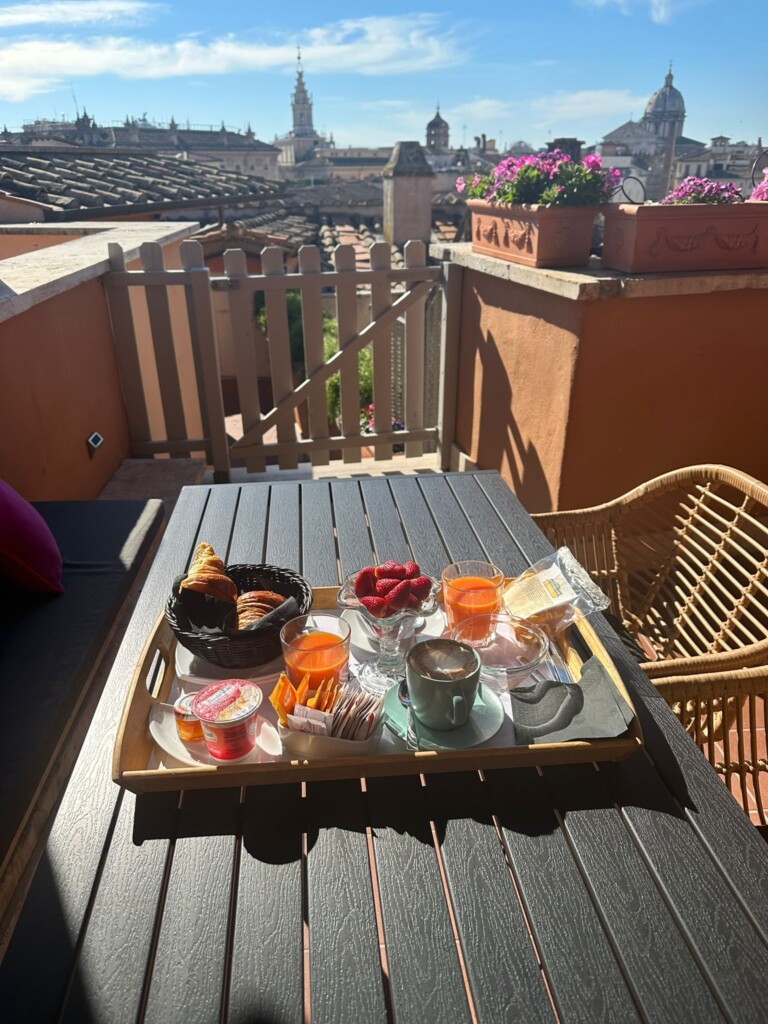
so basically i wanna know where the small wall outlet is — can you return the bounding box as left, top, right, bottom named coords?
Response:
left=86, top=432, right=104, bottom=457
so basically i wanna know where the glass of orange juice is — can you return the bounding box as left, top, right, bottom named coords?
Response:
left=280, top=614, right=351, bottom=690
left=441, top=561, right=506, bottom=631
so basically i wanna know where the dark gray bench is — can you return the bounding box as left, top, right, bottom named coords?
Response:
left=0, top=498, right=165, bottom=951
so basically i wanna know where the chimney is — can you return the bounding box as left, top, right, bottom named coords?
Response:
left=383, top=141, right=434, bottom=247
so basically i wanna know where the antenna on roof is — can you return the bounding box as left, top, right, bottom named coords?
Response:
left=297, top=46, right=303, bottom=71
left=71, top=86, right=79, bottom=118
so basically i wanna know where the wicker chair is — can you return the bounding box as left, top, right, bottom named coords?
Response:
left=532, top=465, right=768, bottom=823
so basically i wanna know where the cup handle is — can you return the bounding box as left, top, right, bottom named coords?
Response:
left=450, top=693, right=466, bottom=725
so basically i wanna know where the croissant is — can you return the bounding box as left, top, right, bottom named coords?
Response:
left=236, top=590, right=286, bottom=628
left=179, top=542, right=237, bottom=603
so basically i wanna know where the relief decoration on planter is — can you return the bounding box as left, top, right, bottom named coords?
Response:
left=649, top=223, right=760, bottom=258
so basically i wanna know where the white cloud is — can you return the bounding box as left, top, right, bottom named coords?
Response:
left=532, top=88, right=649, bottom=125
left=0, top=15, right=466, bottom=101
left=449, top=98, right=516, bottom=122
left=576, top=0, right=709, bottom=22
left=0, top=1, right=156, bottom=27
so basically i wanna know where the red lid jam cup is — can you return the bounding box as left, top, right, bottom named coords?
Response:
left=191, top=679, right=263, bottom=761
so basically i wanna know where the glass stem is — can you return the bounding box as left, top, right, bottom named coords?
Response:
left=377, top=630, right=402, bottom=668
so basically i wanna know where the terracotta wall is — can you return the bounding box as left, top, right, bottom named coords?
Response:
left=560, top=288, right=768, bottom=508
left=0, top=234, right=78, bottom=259
left=455, top=269, right=582, bottom=512
left=455, top=269, right=768, bottom=512
left=0, top=278, right=130, bottom=500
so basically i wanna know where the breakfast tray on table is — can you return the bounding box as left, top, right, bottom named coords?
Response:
left=112, top=586, right=643, bottom=792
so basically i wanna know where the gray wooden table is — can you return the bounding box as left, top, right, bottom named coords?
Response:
left=3, top=471, right=768, bottom=1023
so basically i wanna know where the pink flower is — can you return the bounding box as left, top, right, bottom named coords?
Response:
left=455, top=176, right=466, bottom=193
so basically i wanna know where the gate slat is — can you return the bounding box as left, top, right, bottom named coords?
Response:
left=404, top=241, right=426, bottom=458
left=224, top=248, right=266, bottom=474
left=370, top=242, right=393, bottom=461
left=298, top=246, right=330, bottom=467
left=181, top=241, right=231, bottom=483
left=140, top=241, right=188, bottom=453
left=334, top=245, right=362, bottom=464
left=261, top=247, right=298, bottom=471
left=106, top=243, right=151, bottom=446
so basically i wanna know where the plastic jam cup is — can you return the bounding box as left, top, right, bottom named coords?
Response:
left=191, top=679, right=263, bottom=761
left=441, top=560, right=506, bottom=630
left=173, top=693, right=203, bottom=744
left=280, top=614, right=351, bottom=689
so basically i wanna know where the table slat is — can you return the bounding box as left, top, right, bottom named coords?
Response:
left=300, top=481, right=339, bottom=585
left=365, top=775, right=473, bottom=1023
left=305, top=780, right=387, bottom=1024
left=425, top=771, right=557, bottom=1024
left=541, top=763, right=726, bottom=1024
left=417, top=475, right=489, bottom=562
left=331, top=481, right=375, bottom=580
left=485, top=768, right=643, bottom=1023
left=388, top=477, right=449, bottom=578
left=228, top=785, right=304, bottom=1024
left=600, top=754, right=768, bottom=1023
left=143, top=835, right=235, bottom=1024
left=447, top=473, right=533, bottom=575
left=228, top=485, right=270, bottom=563
left=359, top=478, right=412, bottom=566
left=266, top=484, right=302, bottom=572
left=59, top=793, right=171, bottom=1024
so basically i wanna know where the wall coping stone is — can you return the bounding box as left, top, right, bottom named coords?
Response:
left=430, top=242, right=768, bottom=302
left=0, top=220, right=198, bottom=324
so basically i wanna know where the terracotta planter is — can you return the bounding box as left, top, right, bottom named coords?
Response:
left=602, top=202, right=768, bottom=274
left=468, top=200, right=597, bottom=268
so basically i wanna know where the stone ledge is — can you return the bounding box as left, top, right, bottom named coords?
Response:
left=430, top=242, right=768, bottom=301
left=0, top=221, right=198, bottom=324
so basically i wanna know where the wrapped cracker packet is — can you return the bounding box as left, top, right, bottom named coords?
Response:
left=504, top=546, right=609, bottom=638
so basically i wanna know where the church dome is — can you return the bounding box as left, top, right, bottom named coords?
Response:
left=644, top=71, right=685, bottom=119
left=427, top=109, right=448, bottom=130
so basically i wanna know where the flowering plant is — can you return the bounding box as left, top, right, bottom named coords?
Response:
left=661, top=176, right=744, bottom=205
left=750, top=169, right=768, bottom=202
left=456, top=150, right=620, bottom=208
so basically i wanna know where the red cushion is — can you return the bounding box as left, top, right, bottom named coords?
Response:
left=0, top=481, right=64, bottom=593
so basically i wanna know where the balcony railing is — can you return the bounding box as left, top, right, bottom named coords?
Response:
left=105, top=239, right=455, bottom=482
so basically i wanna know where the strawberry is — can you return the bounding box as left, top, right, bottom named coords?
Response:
left=387, top=579, right=412, bottom=611
left=402, top=560, right=420, bottom=580
left=360, top=595, right=388, bottom=618
left=375, top=577, right=400, bottom=597
left=407, top=594, right=422, bottom=609
left=375, top=560, right=405, bottom=580
left=409, top=576, right=432, bottom=601
left=354, top=566, right=377, bottom=598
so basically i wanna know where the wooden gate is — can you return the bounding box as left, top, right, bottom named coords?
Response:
left=105, top=237, right=454, bottom=482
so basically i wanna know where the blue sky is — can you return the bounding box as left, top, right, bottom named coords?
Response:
left=0, top=1, right=763, bottom=151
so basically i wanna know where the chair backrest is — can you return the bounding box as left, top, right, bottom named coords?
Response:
left=613, top=466, right=768, bottom=666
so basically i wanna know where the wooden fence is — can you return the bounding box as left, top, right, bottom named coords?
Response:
left=104, top=238, right=457, bottom=481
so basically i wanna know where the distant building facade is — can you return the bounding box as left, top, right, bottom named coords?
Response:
left=599, top=70, right=704, bottom=200
left=0, top=110, right=280, bottom=178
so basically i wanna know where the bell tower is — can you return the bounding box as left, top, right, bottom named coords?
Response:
left=292, top=48, right=315, bottom=139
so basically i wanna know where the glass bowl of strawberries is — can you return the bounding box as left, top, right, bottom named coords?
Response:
left=337, top=560, right=439, bottom=696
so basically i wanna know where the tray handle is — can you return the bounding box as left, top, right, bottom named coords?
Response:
left=113, top=616, right=177, bottom=781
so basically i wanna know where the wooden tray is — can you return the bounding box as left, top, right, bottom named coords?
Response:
left=112, top=587, right=643, bottom=792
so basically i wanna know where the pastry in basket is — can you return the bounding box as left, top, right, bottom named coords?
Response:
left=179, top=542, right=237, bottom=604
left=236, top=590, right=286, bottom=629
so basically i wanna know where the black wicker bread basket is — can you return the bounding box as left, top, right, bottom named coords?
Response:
left=165, top=563, right=313, bottom=669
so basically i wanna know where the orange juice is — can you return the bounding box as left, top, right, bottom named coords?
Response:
left=444, top=576, right=503, bottom=629
left=283, top=631, right=349, bottom=689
